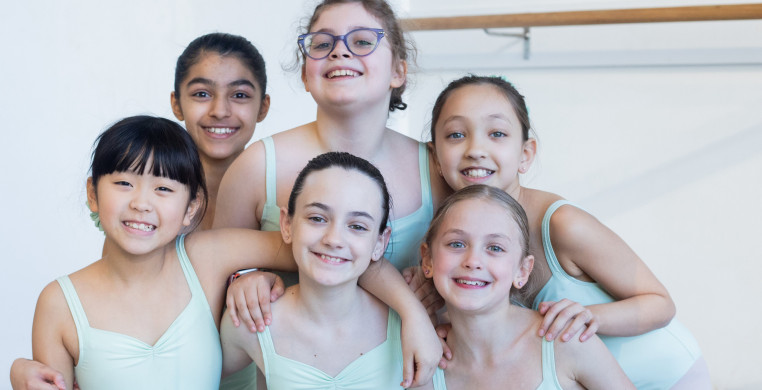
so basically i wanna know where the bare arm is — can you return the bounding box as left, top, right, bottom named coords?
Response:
left=30, top=283, right=76, bottom=390
left=213, top=140, right=267, bottom=230
left=10, top=359, right=66, bottom=390
left=558, top=334, right=635, bottom=389
left=541, top=205, right=675, bottom=338
left=220, top=308, right=260, bottom=378
left=358, top=259, right=441, bottom=388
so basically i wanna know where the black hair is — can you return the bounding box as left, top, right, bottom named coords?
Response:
left=430, top=75, right=531, bottom=143
left=90, top=115, right=208, bottom=229
left=174, top=33, right=267, bottom=99
left=287, top=152, right=391, bottom=233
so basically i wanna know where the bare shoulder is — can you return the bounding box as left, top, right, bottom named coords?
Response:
left=215, top=140, right=267, bottom=229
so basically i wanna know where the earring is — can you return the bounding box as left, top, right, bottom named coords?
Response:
left=517, top=280, right=523, bottom=288
left=424, top=268, right=430, bottom=275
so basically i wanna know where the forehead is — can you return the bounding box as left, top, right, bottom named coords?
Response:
left=438, top=84, right=518, bottom=125
left=298, top=167, right=384, bottom=215
left=311, top=2, right=384, bottom=32
left=182, top=53, right=259, bottom=89
left=439, top=198, right=521, bottom=238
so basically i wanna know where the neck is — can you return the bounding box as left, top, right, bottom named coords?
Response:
left=446, top=302, right=524, bottom=366
left=99, top=237, right=172, bottom=284
left=293, top=274, right=366, bottom=324
left=314, top=103, right=391, bottom=159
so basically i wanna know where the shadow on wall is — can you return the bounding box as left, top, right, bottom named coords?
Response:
left=580, top=122, right=762, bottom=219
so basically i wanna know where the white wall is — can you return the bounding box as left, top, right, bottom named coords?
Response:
left=2, top=1, right=761, bottom=389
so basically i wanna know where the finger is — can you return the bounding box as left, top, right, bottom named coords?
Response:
left=440, top=334, right=453, bottom=361
left=537, top=300, right=554, bottom=316
left=438, top=357, right=448, bottom=369
left=254, top=280, right=273, bottom=331
left=52, top=371, right=67, bottom=390
left=411, top=359, right=435, bottom=388
left=539, top=300, right=574, bottom=339
left=400, top=352, right=413, bottom=388
left=247, top=288, right=266, bottom=333
left=545, top=302, right=581, bottom=341
left=413, top=278, right=436, bottom=302
left=435, top=323, right=452, bottom=339
left=560, top=311, right=591, bottom=342
left=402, top=267, right=415, bottom=285
left=226, top=291, right=240, bottom=327
left=234, top=289, right=257, bottom=333
left=270, top=276, right=285, bottom=302
left=579, top=318, right=599, bottom=342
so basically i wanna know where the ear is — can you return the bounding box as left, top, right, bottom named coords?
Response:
left=371, top=226, right=392, bottom=261
left=182, top=194, right=202, bottom=227
left=279, top=207, right=293, bottom=244
left=301, top=66, right=310, bottom=93
left=420, top=243, right=434, bottom=279
left=257, top=94, right=271, bottom=122
left=390, top=59, right=407, bottom=89
left=170, top=91, right=184, bottom=121
left=86, top=177, right=98, bottom=213
left=513, top=254, right=534, bottom=289
left=519, top=138, right=537, bottom=174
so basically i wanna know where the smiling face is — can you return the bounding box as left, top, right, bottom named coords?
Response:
left=433, top=84, right=536, bottom=194
left=422, top=197, right=532, bottom=314
left=281, top=166, right=390, bottom=287
left=171, top=53, right=269, bottom=163
left=301, top=2, right=405, bottom=110
left=87, top=165, right=198, bottom=257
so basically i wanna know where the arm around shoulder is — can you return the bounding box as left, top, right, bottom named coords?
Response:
left=549, top=205, right=675, bottom=336
left=220, top=307, right=260, bottom=378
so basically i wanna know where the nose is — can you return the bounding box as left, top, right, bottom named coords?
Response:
left=329, top=37, right=353, bottom=59
left=130, top=188, right=153, bottom=212
left=209, top=95, right=231, bottom=119
left=465, top=136, right=487, bottom=160
left=462, top=248, right=483, bottom=270
left=321, top=222, right=345, bottom=249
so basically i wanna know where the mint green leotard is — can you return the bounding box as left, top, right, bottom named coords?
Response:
left=257, top=310, right=404, bottom=390
left=57, top=235, right=222, bottom=390
left=221, top=138, right=434, bottom=390
left=432, top=338, right=562, bottom=390
left=532, top=200, right=703, bottom=390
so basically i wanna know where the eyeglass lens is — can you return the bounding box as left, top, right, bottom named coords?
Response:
left=304, top=29, right=380, bottom=58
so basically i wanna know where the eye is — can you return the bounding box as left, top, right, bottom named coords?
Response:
left=487, top=244, right=505, bottom=253
left=353, top=39, right=373, bottom=47
left=308, top=216, right=327, bottom=223
left=445, top=132, right=465, bottom=140
left=232, top=92, right=250, bottom=99
left=447, top=241, right=465, bottom=249
left=114, top=181, right=132, bottom=187
left=192, top=91, right=210, bottom=98
left=490, top=131, right=507, bottom=138
left=156, top=186, right=173, bottom=193
left=348, top=223, right=369, bottom=232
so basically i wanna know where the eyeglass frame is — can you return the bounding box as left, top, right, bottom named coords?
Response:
left=297, top=28, right=386, bottom=60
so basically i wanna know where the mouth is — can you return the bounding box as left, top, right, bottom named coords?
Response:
left=123, top=221, right=156, bottom=232
left=454, top=278, right=489, bottom=288
left=204, top=127, right=238, bottom=135
left=325, top=69, right=361, bottom=79
left=461, top=168, right=494, bottom=178
left=315, top=252, right=349, bottom=264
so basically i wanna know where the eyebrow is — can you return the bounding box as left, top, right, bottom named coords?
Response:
left=185, top=77, right=256, bottom=90
left=443, top=228, right=512, bottom=242
left=305, top=202, right=375, bottom=221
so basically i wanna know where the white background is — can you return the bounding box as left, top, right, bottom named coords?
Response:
left=1, top=0, right=761, bottom=389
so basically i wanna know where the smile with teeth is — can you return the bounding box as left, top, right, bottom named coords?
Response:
left=462, top=168, right=494, bottom=178
left=205, top=127, right=236, bottom=134
left=326, top=69, right=360, bottom=78
left=455, top=278, right=488, bottom=287
left=319, top=253, right=348, bottom=263
left=124, top=221, right=156, bottom=232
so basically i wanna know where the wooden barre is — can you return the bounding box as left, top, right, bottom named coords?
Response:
left=401, top=3, right=762, bottom=31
